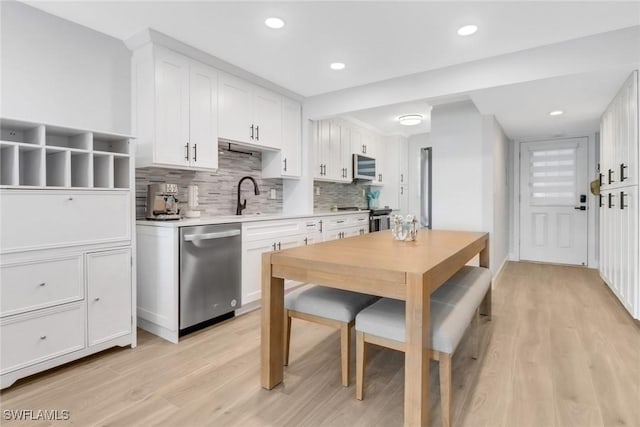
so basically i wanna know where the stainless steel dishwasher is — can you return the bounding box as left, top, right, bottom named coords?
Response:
left=179, top=223, right=242, bottom=331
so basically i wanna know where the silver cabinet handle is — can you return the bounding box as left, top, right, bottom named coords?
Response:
left=277, top=242, right=281, bottom=250
left=256, top=125, right=260, bottom=141
left=193, top=144, right=197, bottom=162
left=183, top=229, right=241, bottom=242
left=250, top=125, right=255, bottom=140
left=40, top=335, right=47, bottom=340
left=337, top=220, right=345, bottom=224
left=94, top=297, right=100, bottom=301
left=283, top=158, right=287, bottom=172
left=39, top=282, right=46, bottom=287
left=185, top=143, right=190, bottom=161
left=272, top=243, right=277, bottom=251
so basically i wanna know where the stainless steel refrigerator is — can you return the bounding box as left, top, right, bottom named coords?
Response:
left=420, top=147, right=432, bottom=229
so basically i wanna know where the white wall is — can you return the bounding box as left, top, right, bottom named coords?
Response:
left=0, top=2, right=131, bottom=134
left=427, top=101, right=485, bottom=231
left=407, top=103, right=510, bottom=273
left=484, top=116, right=511, bottom=273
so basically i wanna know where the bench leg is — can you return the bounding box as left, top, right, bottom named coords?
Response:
left=283, top=311, right=292, bottom=366
left=480, top=283, right=492, bottom=320
left=439, top=353, right=452, bottom=427
left=472, top=308, right=480, bottom=360
left=341, top=322, right=352, bottom=387
left=356, top=331, right=365, bottom=400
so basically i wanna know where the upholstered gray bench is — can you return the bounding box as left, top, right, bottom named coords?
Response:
left=355, top=266, right=492, bottom=427
left=284, top=285, right=379, bottom=386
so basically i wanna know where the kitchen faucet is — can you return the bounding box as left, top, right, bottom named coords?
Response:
left=236, top=176, right=260, bottom=215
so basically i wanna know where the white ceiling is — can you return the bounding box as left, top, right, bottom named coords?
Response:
left=21, top=1, right=640, bottom=141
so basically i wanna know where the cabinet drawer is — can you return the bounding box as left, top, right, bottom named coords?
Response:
left=324, top=214, right=369, bottom=231
left=1, top=255, right=83, bottom=317
left=242, top=219, right=302, bottom=241
left=1, top=190, right=131, bottom=252
left=1, top=303, right=85, bottom=374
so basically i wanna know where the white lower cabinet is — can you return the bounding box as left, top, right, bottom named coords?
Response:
left=241, top=235, right=302, bottom=306
left=87, top=248, right=132, bottom=346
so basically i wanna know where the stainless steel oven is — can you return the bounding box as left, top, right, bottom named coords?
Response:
left=369, top=208, right=392, bottom=232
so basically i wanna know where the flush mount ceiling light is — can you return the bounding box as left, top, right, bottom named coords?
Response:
left=457, top=25, right=478, bottom=36
left=264, top=17, right=285, bottom=29
left=330, top=62, right=346, bottom=70
left=549, top=110, right=564, bottom=116
left=398, top=114, right=423, bottom=126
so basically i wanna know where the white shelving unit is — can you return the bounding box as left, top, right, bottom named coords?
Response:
left=0, top=117, right=137, bottom=389
left=0, top=119, right=131, bottom=190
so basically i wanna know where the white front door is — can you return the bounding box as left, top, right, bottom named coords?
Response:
left=519, top=138, right=589, bottom=265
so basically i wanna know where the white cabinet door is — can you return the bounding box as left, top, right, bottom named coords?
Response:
left=253, top=88, right=282, bottom=150
left=219, top=73, right=253, bottom=144
left=339, top=126, right=352, bottom=182
left=154, top=48, right=190, bottom=167
left=189, top=62, right=218, bottom=170
left=281, top=99, right=301, bottom=177
left=86, top=248, right=132, bottom=347
left=242, top=236, right=302, bottom=304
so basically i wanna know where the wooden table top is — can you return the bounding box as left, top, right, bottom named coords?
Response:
left=270, top=229, right=488, bottom=297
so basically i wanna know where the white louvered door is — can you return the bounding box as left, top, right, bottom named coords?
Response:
left=519, top=138, right=589, bottom=265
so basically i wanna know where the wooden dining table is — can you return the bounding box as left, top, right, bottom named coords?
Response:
left=261, top=229, right=490, bottom=427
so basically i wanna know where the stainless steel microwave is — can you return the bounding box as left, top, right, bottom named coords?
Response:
left=353, top=154, right=376, bottom=180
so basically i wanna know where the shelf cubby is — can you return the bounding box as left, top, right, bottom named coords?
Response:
left=71, top=152, right=91, bottom=188
left=93, top=135, right=129, bottom=155
left=18, top=145, right=44, bottom=186
left=45, top=149, right=70, bottom=187
left=0, top=143, right=18, bottom=185
left=93, top=153, right=113, bottom=188
left=113, top=156, right=130, bottom=189
left=46, top=128, right=91, bottom=150
left=1, top=118, right=131, bottom=190
left=0, top=120, right=44, bottom=145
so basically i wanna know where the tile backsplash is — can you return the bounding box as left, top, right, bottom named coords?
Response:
left=135, top=142, right=283, bottom=218
left=313, top=181, right=369, bottom=211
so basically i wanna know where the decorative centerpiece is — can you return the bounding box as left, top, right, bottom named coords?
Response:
left=391, top=214, right=419, bottom=241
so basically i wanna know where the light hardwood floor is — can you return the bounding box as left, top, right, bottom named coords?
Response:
left=1, top=262, right=639, bottom=426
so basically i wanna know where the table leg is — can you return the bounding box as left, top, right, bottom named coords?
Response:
left=404, top=272, right=430, bottom=427
left=261, top=252, right=284, bottom=389
left=479, top=237, right=492, bottom=319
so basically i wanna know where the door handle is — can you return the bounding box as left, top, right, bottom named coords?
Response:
left=183, top=229, right=241, bottom=242
left=256, top=125, right=260, bottom=141
left=304, top=237, right=308, bottom=245
left=574, top=206, right=586, bottom=211
left=620, top=191, right=628, bottom=210
left=185, top=143, right=190, bottom=161
left=620, top=163, right=628, bottom=182
left=608, top=169, right=614, bottom=184
left=608, top=192, right=615, bottom=208
left=250, top=125, right=255, bottom=140
left=283, top=158, right=287, bottom=172
left=599, top=194, right=604, bottom=207
left=193, top=144, right=197, bottom=162
left=277, top=242, right=281, bottom=250
left=319, top=220, right=323, bottom=232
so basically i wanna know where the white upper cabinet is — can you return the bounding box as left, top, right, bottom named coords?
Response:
left=253, top=88, right=282, bottom=150
left=314, top=120, right=350, bottom=183
left=219, top=73, right=282, bottom=150
left=262, top=98, right=301, bottom=178
left=218, top=74, right=253, bottom=144
left=188, top=62, right=219, bottom=170
left=132, top=45, right=218, bottom=171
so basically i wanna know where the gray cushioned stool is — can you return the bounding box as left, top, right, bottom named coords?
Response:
left=284, top=285, right=379, bottom=386
left=355, top=266, right=491, bottom=427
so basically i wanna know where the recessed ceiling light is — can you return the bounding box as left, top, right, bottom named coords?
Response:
left=549, top=110, right=564, bottom=116
left=398, top=114, right=423, bottom=126
left=457, top=25, right=478, bottom=36
left=330, top=62, right=346, bottom=71
left=265, top=17, right=285, bottom=29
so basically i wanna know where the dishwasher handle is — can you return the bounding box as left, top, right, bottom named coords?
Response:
left=183, top=229, right=241, bottom=242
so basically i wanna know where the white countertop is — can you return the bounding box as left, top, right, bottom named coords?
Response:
left=136, top=209, right=370, bottom=228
